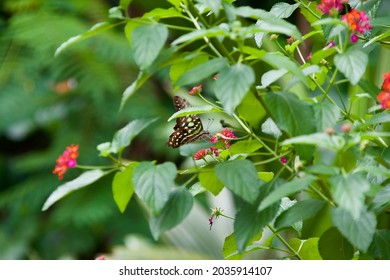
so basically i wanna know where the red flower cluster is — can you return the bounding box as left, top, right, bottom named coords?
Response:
left=317, top=0, right=348, bottom=16
left=377, top=72, right=390, bottom=109
left=342, top=9, right=372, bottom=43
left=53, top=144, right=79, bottom=179
left=193, top=129, right=237, bottom=161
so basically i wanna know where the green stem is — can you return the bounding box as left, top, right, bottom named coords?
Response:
left=268, top=224, right=302, bottom=260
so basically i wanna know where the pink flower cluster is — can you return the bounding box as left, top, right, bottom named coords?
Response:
left=52, top=144, right=79, bottom=179
left=342, top=9, right=372, bottom=43
left=317, top=0, right=348, bottom=16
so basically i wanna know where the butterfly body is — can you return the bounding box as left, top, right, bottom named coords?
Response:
left=167, top=96, right=210, bottom=148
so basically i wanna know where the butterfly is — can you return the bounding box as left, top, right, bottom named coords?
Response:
left=167, top=96, right=210, bottom=148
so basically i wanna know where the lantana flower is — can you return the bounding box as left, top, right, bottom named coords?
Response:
left=317, top=0, right=348, bottom=16
left=342, top=9, right=372, bottom=43
left=188, top=85, right=202, bottom=95
left=52, top=144, right=79, bottom=179
left=377, top=72, right=390, bottom=109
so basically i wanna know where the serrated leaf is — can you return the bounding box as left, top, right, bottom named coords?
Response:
left=313, top=102, right=340, bottom=132
left=214, top=64, right=255, bottom=115
left=330, top=173, right=370, bottom=219
left=369, top=185, right=390, bottom=212
left=55, top=22, right=119, bottom=56
left=318, top=227, right=354, bottom=260
left=270, top=2, right=300, bottom=18
left=198, top=171, right=224, bottom=195
left=334, top=48, right=368, bottom=85
left=229, top=139, right=263, bottom=156
left=234, top=201, right=279, bottom=253
left=149, top=187, right=193, bottom=240
left=133, top=162, right=177, bottom=215
left=42, top=170, right=106, bottom=211
left=175, top=57, right=228, bottom=87
left=215, top=160, right=262, bottom=203
left=167, top=105, right=222, bottom=122
left=261, top=118, right=282, bottom=139
left=142, top=7, right=185, bottom=20
left=111, top=118, right=157, bottom=154
left=332, top=207, right=377, bottom=252
left=112, top=162, right=138, bottom=213
left=275, top=199, right=326, bottom=229
left=258, top=175, right=316, bottom=211
left=131, top=24, right=168, bottom=70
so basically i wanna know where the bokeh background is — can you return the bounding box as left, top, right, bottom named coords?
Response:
left=1, top=0, right=389, bottom=260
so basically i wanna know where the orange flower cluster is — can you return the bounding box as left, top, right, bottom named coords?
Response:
left=377, top=72, right=390, bottom=109
left=52, top=144, right=79, bottom=179
left=342, top=9, right=372, bottom=43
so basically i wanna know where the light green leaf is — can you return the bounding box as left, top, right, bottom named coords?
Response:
left=55, top=22, right=119, bottom=56
left=111, top=118, right=158, bottom=154
left=318, top=227, right=354, bottom=260
left=170, top=52, right=209, bottom=86
left=42, top=170, right=106, bottom=211
left=270, top=2, right=300, bottom=18
left=258, top=175, right=316, bottom=211
left=149, top=187, right=193, bottom=240
left=237, top=92, right=265, bottom=129
left=369, top=185, right=390, bottom=212
left=364, top=28, right=390, bottom=48
left=275, top=199, right=326, bottom=229
left=313, top=102, right=340, bottom=132
left=215, top=159, right=262, bottom=203
left=330, top=173, right=370, bottom=219
left=229, top=139, right=263, bottom=156
left=261, top=118, right=282, bottom=139
left=258, top=69, right=288, bottom=88
left=223, top=231, right=264, bottom=260
left=334, top=48, right=368, bottom=85
left=131, top=24, right=168, bottom=70
left=332, top=207, right=376, bottom=252
left=198, top=171, right=224, bottom=195
left=198, top=0, right=222, bottom=16
left=172, top=27, right=229, bottom=46
left=142, top=7, right=185, bottom=20
left=366, top=111, right=390, bottom=125
left=120, top=71, right=151, bottom=110
left=133, top=162, right=177, bottom=215
left=214, top=64, right=255, bottom=115
left=175, top=57, right=228, bottom=87
left=167, top=105, right=222, bottom=122
left=112, top=162, right=138, bottom=213
left=289, top=238, right=322, bottom=260
left=258, top=172, right=274, bottom=182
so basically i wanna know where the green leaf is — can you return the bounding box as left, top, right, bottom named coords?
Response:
left=170, top=52, right=209, bottom=86
left=111, top=118, right=158, bottom=154
left=215, top=160, right=262, bottom=203
left=167, top=105, right=222, bottom=121
left=131, top=23, right=168, bottom=70
left=261, top=52, right=308, bottom=86
left=289, top=238, right=322, bottom=260
left=119, top=0, right=132, bottom=10
left=214, top=64, right=255, bottom=115
left=175, top=57, right=228, bottom=87
left=133, top=162, right=177, bottom=215
left=198, top=171, right=224, bottom=195
left=334, top=48, right=368, bottom=85
left=330, top=173, right=370, bottom=219
left=358, top=79, right=381, bottom=99
left=332, top=207, right=377, bottom=252
left=258, top=175, right=316, bottom=211
left=198, top=0, right=222, bottom=16
left=108, top=7, right=125, bottom=19
left=229, top=139, right=263, bottom=156
left=112, top=162, right=138, bottom=213
left=369, top=229, right=390, bottom=259
left=120, top=71, right=151, bottom=110
left=237, top=92, right=265, bottom=129
left=234, top=201, right=279, bottom=253
left=258, top=172, right=274, bottom=182
left=275, top=199, right=326, bottom=229
left=149, top=187, right=193, bottom=240
left=269, top=2, right=300, bottom=18
left=261, top=118, right=282, bottom=139
left=142, top=7, right=185, bottom=20
left=235, top=6, right=301, bottom=38
left=172, top=27, right=229, bottom=46
left=281, top=133, right=345, bottom=150
left=313, top=102, right=340, bottom=132
left=258, top=69, right=288, bottom=88
left=364, top=28, right=390, bottom=48
left=366, top=111, right=390, bottom=125
left=55, top=22, right=119, bottom=56
left=222, top=231, right=263, bottom=260
left=369, top=185, right=390, bottom=212
left=318, top=227, right=354, bottom=260
left=42, top=170, right=106, bottom=211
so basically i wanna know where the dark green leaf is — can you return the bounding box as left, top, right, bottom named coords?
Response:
left=330, top=173, right=370, bottom=219
left=131, top=24, right=168, bottom=70
left=334, top=48, right=368, bottom=85
left=175, top=57, right=228, bottom=87
left=318, top=227, right=354, bottom=260
left=170, top=52, right=209, bottom=86
left=332, top=207, right=376, bottom=252
left=275, top=199, right=326, bottom=229
left=369, top=229, right=390, bottom=259
left=150, top=187, right=193, bottom=240
left=222, top=231, right=263, bottom=260
left=358, top=79, right=381, bottom=99
left=237, top=92, right=265, bottom=129
left=42, top=170, right=106, bottom=211
left=112, top=162, right=138, bottom=213
left=313, top=102, right=340, bottom=132
left=214, top=64, right=255, bottom=115
left=120, top=71, right=151, bottom=110
left=133, top=162, right=177, bottom=215
left=215, top=160, right=262, bottom=203
left=258, top=175, right=316, bottom=211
